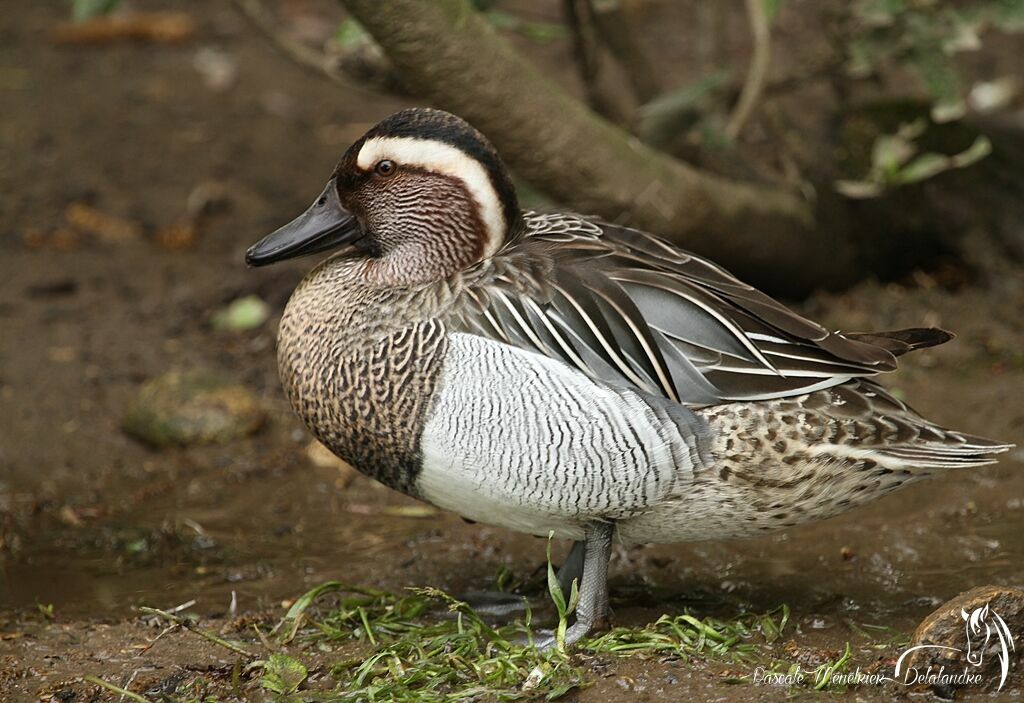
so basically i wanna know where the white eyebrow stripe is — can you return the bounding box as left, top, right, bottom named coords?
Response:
left=356, top=135, right=505, bottom=258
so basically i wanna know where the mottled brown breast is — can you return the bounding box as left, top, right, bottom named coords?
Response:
left=276, top=259, right=449, bottom=496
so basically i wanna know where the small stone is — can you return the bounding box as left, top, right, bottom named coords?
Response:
left=900, top=585, right=1024, bottom=696
left=192, top=46, right=238, bottom=92
left=122, top=370, right=265, bottom=447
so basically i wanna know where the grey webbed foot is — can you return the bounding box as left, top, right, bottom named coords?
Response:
left=530, top=630, right=557, bottom=650
left=460, top=541, right=588, bottom=620
left=459, top=590, right=529, bottom=619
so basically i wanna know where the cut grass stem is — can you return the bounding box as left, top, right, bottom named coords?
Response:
left=138, top=606, right=254, bottom=657
left=82, top=675, right=153, bottom=703
left=122, top=563, right=801, bottom=700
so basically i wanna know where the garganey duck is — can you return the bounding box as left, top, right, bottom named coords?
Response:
left=246, top=108, right=1011, bottom=646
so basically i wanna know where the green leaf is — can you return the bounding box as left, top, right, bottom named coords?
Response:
left=566, top=578, right=580, bottom=615
left=991, top=0, right=1024, bottom=31
left=335, top=18, right=369, bottom=50
left=546, top=676, right=582, bottom=700
left=545, top=532, right=577, bottom=652
left=636, top=72, right=730, bottom=145
left=912, top=46, right=964, bottom=122
left=494, top=563, right=514, bottom=592
left=844, top=40, right=875, bottom=79
left=277, top=580, right=346, bottom=642
left=36, top=601, right=55, bottom=620
left=260, top=652, right=308, bottom=695
left=896, top=118, right=927, bottom=140
left=70, top=0, right=120, bottom=22
left=757, top=604, right=789, bottom=643
left=762, top=0, right=784, bottom=22
left=835, top=179, right=885, bottom=199
left=484, top=8, right=518, bottom=29
left=949, top=134, right=992, bottom=167
left=545, top=534, right=566, bottom=617
left=871, top=134, right=916, bottom=174
left=895, top=152, right=951, bottom=184
left=211, top=295, right=269, bottom=332
left=943, top=14, right=983, bottom=53
left=931, top=99, right=967, bottom=123
left=814, top=641, right=853, bottom=690
left=896, top=135, right=991, bottom=184
left=856, top=0, right=903, bottom=27
left=484, top=10, right=567, bottom=41
left=517, top=21, right=568, bottom=42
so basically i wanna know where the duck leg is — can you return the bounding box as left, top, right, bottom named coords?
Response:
left=538, top=521, right=614, bottom=649
left=562, top=522, right=614, bottom=644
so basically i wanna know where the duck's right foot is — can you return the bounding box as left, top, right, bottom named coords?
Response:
left=532, top=522, right=614, bottom=651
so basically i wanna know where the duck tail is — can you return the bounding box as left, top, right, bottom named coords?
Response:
left=874, top=431, right=1014, bottom=470
left=846, top=327, right=954, bottom=357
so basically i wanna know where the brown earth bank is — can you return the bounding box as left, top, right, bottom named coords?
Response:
left=1, top=1, right=1023, bottom=702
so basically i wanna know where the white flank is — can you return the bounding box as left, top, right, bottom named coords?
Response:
left=417, top=334, right=700, bottom=536
left=357, top=136, right=506, bottom=257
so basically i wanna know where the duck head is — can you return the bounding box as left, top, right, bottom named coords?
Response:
left=246, top=108, right=522, bottom=284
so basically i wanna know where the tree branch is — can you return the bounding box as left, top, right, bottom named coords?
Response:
left=726, top=0, right=772, bottom=140
left=338, top=0, right=865, bottom=293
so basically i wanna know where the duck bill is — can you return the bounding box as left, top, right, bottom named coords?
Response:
left=245, top=178, right=361, bottom=266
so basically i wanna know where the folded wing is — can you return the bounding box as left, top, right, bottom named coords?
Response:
left=451, top=213, right=918, bottom=406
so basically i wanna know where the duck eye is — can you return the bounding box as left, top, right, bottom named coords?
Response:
left=375, top=159, right=396, bottom=177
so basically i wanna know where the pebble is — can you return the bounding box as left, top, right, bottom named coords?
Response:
left=122, top=370, right=265, bottom=447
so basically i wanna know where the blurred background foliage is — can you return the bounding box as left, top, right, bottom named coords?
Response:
left=846, top=0, right=1024, bottom=122
left=70, top=0, right=1022, bottom=156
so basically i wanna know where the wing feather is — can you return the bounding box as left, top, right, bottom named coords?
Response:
left=448, top=213, right=912, bottom=406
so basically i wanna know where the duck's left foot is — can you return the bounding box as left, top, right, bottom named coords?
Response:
left=460, top=590, right=529, bottom=618
left=459, top=541, right=587, bottom=620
